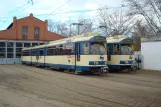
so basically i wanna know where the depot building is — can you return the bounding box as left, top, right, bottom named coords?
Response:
left=0, top=13, right=64, bottom=64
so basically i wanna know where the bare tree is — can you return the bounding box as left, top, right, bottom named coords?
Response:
left=28, top=0, right=33, bottom=4
left=125, top=0, right=161, bottom=36
left=77, top=18, right=93, bottom=35
left=48, top=19, right=77, bottom=37
left=48, top=20, right=57, bottom=32
left=48, top=18, right=94, bottom=37
left=97, top=6, right=135, bottom=36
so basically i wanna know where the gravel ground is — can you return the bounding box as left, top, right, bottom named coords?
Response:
left=0, top=64, right=161, bottom=107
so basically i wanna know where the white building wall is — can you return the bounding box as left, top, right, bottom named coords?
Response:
left=141, top=41, right=161, bottom=70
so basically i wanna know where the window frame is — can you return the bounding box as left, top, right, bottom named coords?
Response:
left=34, top=27, right=40, bottom=39
left=22, top=26, right=28, bottom=38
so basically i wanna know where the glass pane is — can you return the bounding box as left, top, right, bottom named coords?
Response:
left=24, top=43, right=30, bottom=47
left=66, top=43, right=74, bottom=55
left=0, top=53, right=5, bottom=58
left=0, top=48, right=5, bottom=52
left=7, top=48, right=13, bottom=52
left=40, top=43, right=45, bottom=45
left=7, top=53, right=13, bottom=58
left=0, top=42, right=5, bottom=47
left=16, top=43, right=22, bottom=47
left=83, top=43, right=89, bottom=55
left=16, top=48, right=22, bottom=52
left=22, top=51, right=30, bottom=56
left=22, top=27, right=28, bottom=38
left=16, top=53, right=21, bottom=58
left=32, top=43, right=38, bottom=46
left=7, top=42, right=13, bottom=47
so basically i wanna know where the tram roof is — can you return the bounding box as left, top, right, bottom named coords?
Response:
left=106, top=35, right=133, bottom=43
left=22, top=32, right=105, bottom=50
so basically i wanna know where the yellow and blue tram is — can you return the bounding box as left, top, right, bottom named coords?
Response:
left=21, top=32, right=108, bottom=74
left=106, top=35, right=135, bottom=71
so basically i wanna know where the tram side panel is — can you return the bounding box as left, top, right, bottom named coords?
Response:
left=44, top=43, right=75, bottom=69
left=21, top=50, right=32, bottom=65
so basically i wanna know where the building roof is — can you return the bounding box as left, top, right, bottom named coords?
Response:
left=7, top=23, right=13, bottom=29
left=141, top=36, right=161, bottom=42
left=6, top=13, right=45, bottom=29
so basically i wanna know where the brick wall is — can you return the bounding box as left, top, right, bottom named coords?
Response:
left=0, top=13, right=64, bottom=41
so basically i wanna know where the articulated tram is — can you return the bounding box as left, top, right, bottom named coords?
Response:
left=21, top=32, right=108, bottom=74
left=106, top=35, right=135, bottom=71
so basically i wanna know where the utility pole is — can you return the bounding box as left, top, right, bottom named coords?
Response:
left=99, top=25, right=108, bottom=36
left=72, top=23, right=83, bottom=35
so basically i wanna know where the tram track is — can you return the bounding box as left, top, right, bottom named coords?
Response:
left=0, top=64, right=160, bottom=107
left=2, top=65, right=111, bottom=107
left=7, top=65, right=134, bottom=107
left=12, top=65, right=160, bottom=106
left=15, top=64, right=161, bottom=90
left=3, top=65, right=131, bottom=107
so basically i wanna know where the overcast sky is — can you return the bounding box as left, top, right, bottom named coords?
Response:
left=0, top=0, right=123, bottom=30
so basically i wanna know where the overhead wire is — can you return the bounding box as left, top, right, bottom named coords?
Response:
left=45, top=0, right=72, bottom=18
left=0, top=5, right=128, bottom=19
left=2, top=0, right=39, bottom=26
left=36, top=6, right=126, bottom=16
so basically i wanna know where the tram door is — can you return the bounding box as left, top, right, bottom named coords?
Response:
left=75, top=43, right=81, bottom=69
left=36, top=49, right=39, bottom=65
left=30, top=49, right=32, bottom=64
left=107, top=44, right=113, bottom=61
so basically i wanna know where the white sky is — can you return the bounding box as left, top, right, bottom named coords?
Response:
left=0, top=0, right=123, bottom=30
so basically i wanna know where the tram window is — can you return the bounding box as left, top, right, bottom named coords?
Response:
left=22, top=51, right=30, bottom=56
left=66, top=43, right=74, bottom=55
left=40, top=43, right=45, bottom=45
left=53, top=46, right=56, bottom=55
left=58, top=45, right=66, bottom=55
left=47, top=47, right=53, bottom=55
left=40, top=49, right=44, bottom=56
left=83, top=43, right=89, bottom=55
left=56, top=48, right=60, bottom=55
left=114, top=44, right=120, bottom=55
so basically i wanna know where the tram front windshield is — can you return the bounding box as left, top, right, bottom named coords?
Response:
left=91, top=42, right=107, bottom=55
left=121, top=44, right=133, bottom=55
